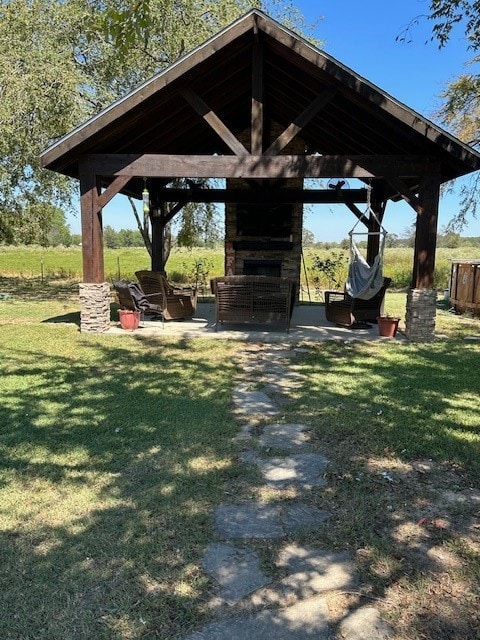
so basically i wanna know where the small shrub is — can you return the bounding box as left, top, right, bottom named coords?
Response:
left=309, top=251, right=348, bottom=294
left=182, top=258, right=214, bottom=295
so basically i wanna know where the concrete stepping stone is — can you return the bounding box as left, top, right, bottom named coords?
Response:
left=214, top=502, right=330, bottom=539
left=258, top=423, right=309, bottom=450
left=183, top=596, right=330, bottom=640
left=232, top=389, right=281, bottom=417
left=246, top=544, right=357, bottom=608
left=215, top=503, right=285, bottom=539
left=202, top=542, right=271, bottom=605
left=260, top=369, right=302, bottom=383
left=253, top=453, right=328, bottom=489
left=259, top=386, right=297, bottom=407
left=338, top=605, right=394, bottom=639
left=277, top=543, right=357, bottom=592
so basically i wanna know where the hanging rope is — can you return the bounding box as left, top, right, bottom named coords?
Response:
left=345, top=184, right=388, bottom=300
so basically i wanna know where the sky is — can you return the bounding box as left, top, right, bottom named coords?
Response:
left=69, top=0, right=480, bottom=242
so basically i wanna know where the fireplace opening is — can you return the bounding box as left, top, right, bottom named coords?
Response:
left=243, top=259, right=282, bottom=278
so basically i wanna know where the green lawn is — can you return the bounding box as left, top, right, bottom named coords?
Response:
left=0, top=280, right=479, bottom=639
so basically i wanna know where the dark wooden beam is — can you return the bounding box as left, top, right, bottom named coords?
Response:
left=85, top=153, right=428, bottom=180
left=97, top=175, right=131, bottom=209
left=155, top=187, right=369, bottom=204
left=366, top=182, right=386, bottom=265
left=180, top=88, right=250, bottom=157
left=163, top=201, right=187, bottom=224
left=345, top=202, right=368, bottom=224
left=79, top=165, right=104, bottom=283
left=251, top=33, right=264, bottom=155
left=412, top=161, right=441, bottom=288
left=150, top=215, right=165, bottom=272
left=384, top=176, right=422, bottom=213
left=264, top=88, right=336, bottom=156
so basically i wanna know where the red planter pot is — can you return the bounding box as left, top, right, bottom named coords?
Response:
left=377, top=316, right=399, bottom=338
left=118, top=309, right=141, bottom=330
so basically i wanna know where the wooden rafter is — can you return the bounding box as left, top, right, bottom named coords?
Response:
left=180, top=88, right=250, bottom=157
left=264, top=88, right=336, bottom=156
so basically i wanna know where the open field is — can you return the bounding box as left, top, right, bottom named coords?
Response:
left=0, top=280, right=479, bottom=639
left=2, top=245, right=480, bottom=289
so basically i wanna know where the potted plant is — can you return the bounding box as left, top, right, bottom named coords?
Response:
left=118, top=308, right=141, bottom=331
left=377, top=314, right=400, bottom=337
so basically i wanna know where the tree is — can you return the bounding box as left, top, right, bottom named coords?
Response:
left=41, top=206, right=73, bottom=246
left=0, top=202, right=71, bottom=246
left=103, top=226, right=120, bottom=249
left=403, top=2, right=480, bottom=229
left=0, top=0, right=316, bottom=248
left=302, top=228, right=315, bottom=247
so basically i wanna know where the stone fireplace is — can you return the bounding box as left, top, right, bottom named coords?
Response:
left=224, top=178, right=303, bottom=298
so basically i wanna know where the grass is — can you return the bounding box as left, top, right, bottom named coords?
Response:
left=0, top=285, right=249, bottom=639
left=2, top=244, right=480, bottom=289
left=283, top=338, right=480, bottom=639
left=0, top=278, right=479, bottom=638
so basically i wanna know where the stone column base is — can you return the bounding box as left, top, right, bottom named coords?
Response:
left=405, top=288, right=437, bottom=342
left=79, top=282, right=111, bottom=333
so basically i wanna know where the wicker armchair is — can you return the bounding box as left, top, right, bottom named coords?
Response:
left=112, top=281, right=164, bottom=322
left=325, top=277, right=391, bottom=327
left=135, top=270, right=197, bottom=320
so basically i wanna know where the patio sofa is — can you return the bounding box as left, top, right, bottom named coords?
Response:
left=211, top=275, right=295, bottom=332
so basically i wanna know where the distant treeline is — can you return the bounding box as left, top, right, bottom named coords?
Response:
left=305, top=232, right=480, bottom=249
left=7, top=222, right=480, bottom=250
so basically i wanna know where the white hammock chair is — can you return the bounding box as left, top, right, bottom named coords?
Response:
left=345, top=198, right=388, bottom=301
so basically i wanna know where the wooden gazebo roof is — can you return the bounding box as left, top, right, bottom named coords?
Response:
left=41, top=9, right=480, bottom=200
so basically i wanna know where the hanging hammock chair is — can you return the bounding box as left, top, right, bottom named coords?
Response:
left=345, top=197, right=388, bottom=300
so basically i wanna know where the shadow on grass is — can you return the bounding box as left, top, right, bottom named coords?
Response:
left=292, top=339, right=480, bottom=640
left=42, top=304, right=119, bottom=327
left=0, top=276, right=80, bottom=301
left=42, top=310, right=81, bottom=325
left=1, top=329, right=479, bottom=639
left=0, top=335, right=243, bottom=639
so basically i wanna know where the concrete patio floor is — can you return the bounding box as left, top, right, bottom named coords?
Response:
left=107, top=302, right=405, bottom=343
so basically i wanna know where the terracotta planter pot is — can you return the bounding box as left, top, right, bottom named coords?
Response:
left=377, top=316, right=399, bottom=338
left=118, top=309, right=141, bottom=331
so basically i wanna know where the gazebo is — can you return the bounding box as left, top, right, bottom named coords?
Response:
left=40, top=9, right=480, bottom=340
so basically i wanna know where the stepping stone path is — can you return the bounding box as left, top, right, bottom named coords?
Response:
left=183, top=344, right=394, bottom=640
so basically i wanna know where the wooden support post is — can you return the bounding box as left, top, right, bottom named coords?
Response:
left=366, top=181, right=386, bottom=266
left=78, top=161, right=110, bottom=332
left=79, top=165, right=104, bottom=283
left=151, top=214, right=165, bottom=273
left=412, top=161, right=441, bottom=289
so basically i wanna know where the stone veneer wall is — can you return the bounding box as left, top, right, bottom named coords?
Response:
left=405, top=288, right=437, bottom=342
left=224, top=124, right=304, bottom=297
left=225, top=179, right=303, bottom=287
left=79, top=282, right=111, bottom=332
